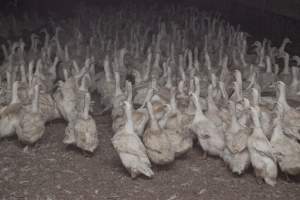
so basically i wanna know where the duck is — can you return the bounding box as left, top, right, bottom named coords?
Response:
left=16, top=84, right=45, bottom=144
left=64, top=92, right=99, bottom=152
left=0, top=81, right=22, bottom=138
left=143, top=101, right=175, bottom=165
left=206, top=84, right=227, bottom=130
left=159, top=88, right=194, bottom=157
left=126, top=81, right=149, bottom=137
left=275, top=81, right=300, bottom=138
left=287, top=66, right=300, bottom=99
left=97, top=55, right=115, bottom=108
left=189, top=93, right=225, bottom=158
left=112, top=71, right=127, bottom=112
left=215, top=81, right=229, bottom=108
left=112, top=101, right=154, bottom=178
left=278, top=37, right=291, bottom=57
left=190, top=76, right=207, bottom=112
left=53, top=66, right=86, bottom=122
left=17, top=64, right=30, bottom=104
left=230, top=81, right=243, bottom=113
left=278, top=52, right=292, bottom=85
left=259, top=56, right=276, bottom=93
left=223, top=101, right=250, bottom=175
left=247, top=106, right=277, bottom=186
left=270, top=104, right=300, bottom=176
left=111, top=71, right=127, bottom=132
left=176, top=79, right=189, bottom=113
left=251, top=88, right=273, bottom=139
left=148, top=79, right=168, bottom=121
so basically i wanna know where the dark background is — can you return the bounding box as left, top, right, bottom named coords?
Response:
left=0, top=0, right=299, bottom=54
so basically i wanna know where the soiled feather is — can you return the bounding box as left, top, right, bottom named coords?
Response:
left=226, top=130, right=249, bottom=154
left=112, top=130, right=154, bottom=178
left=0, top=103, right=22, bottom=118
left=16, top=113, right=45, bottom=144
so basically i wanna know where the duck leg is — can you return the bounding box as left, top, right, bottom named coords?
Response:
left=255, top=177, right=264, bottom=185
left=284, top=173, right=292, bottom=183
left=201, top=151, right=208, bottom=160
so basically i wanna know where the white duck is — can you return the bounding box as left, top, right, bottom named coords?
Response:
left=247, top=106, right=277, bottom=186
left=143, top=101, right=175, bottom=165
left=278, top=52, right=292, bottom=85
left=206, top=84, right=227, bottom=130
left=223, top=101, right=250, bottom=175
left=276, top=81, right=300, bottom=138
left=64, top=93, right=99, bottom=152
left=270, top=104, right=300, bottom=176
left=159, top=88, right=194, bottom=157
left=16, top=84, right=45, bottom=144
left=251, top=88, right=272, bottom=139
left=112, top=101, right=154, bottom=178
left=189, top=93, right=225, bottom=158
left=126, top=81, right=149, bottom=137
left=0, top=81, right=22, bottom=138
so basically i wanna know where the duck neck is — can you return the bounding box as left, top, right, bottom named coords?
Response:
left=234, top=83, right=243, bottom=102
left=207, top=88, right=218, bottom=113
left=83, top=93, right=90, bottom=120
left=126, top=82, right=133, bottom=103
left=195, top=78, right=200, bottom=97
left=11, top=83, right=20, bottom=104
left=49, top=57, right=58, bottom=78
left=115, top=72, right=122, bottom=96
left=194, top=103, right=205, bottom=122
left=2, top=44, right=8, bottom=60
left=240, top=52, right=247, bottom=67
left=55, top=30, right=62, bottom=55
left=218, top=41, right=224, bottom=66
left=148, top=103, right=160, bottom=131
left=104, top=56, right=112, bottom=82
left=141, top=88, right=153, bottom=108
left=193, top=96, right=205, bottom=122
left=205, top=52, right=212, bottom=71
left=258, top=46, right=265, bottom=67
left=6, top=72, right=12, bottom=91
left=119, top=48, right=126, bottom=69
left=230, top=106, right=240, bottom=131
left=160, top=107, right=172, bottom=129
left=291, top=67, right=299, bottom=86
left=134, top=70, right=142, bottom=84
left=30, top=35, right=35, bottom=51
left=170, top=91, right=177, bottom=113
left=79, top=76, right=88, bottom=92
left=43, top=30, right=49, bottom=48
left=278, top=84, right=290, bottom=110
left=28, top=61, right=34, bottom=87
left=251, top=110, right=261, bottom=129
left=20, top=65, right=27, bottom=83
left=32, top=85, right=39, bottom=113
left=165, top=67, right=172, bottom=89
left=64, top=44, right=70, bottom=61
left=188, top=50, right=193, bottom=71
left=283, top=53, right=290, bottom=74
left=266, top=56, right=272, bottom=73
left=280, top=39, right=288, bottom=52
left=153, top=53, right=160, bottom=69
left=219, top=82, right=228, bottom=101
left=125, top=104, right=134, bottom=133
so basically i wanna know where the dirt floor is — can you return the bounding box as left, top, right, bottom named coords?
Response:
left=0, top=94, right=300, bottom=200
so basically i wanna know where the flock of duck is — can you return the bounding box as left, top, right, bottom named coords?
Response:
left=0, top=4, right=300, bottom=186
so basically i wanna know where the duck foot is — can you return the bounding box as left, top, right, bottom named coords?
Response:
left=201, top=152, right=207, bottom=160
left=284, top=173, right=292, bottom=183
left=82, top=150, right=94, bottom=157
left=255, top=177, right=264, bottom=185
